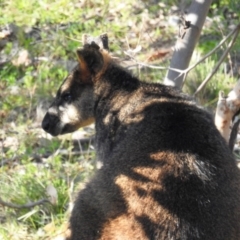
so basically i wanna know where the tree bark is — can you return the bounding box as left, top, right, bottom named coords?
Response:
left=164, top=0, right=213, bottom=89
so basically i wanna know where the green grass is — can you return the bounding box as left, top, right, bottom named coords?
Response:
left=1, top=0, right=240, bottom=239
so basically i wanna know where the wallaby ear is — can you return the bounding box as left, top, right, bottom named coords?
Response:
left=76, top=43, right=104, bottom=78
left=76, top=51, right=91, bottom=82
left=82, top=33, right=109, bottom=51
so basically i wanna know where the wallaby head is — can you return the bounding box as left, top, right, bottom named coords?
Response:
left=42, top=41, right=110, bottom=136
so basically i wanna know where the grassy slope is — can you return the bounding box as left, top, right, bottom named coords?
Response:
left=0, top=0, right=239, bottom=239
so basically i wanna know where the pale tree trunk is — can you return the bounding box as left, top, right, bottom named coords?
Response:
left=164, top=0, right=213, bottom=89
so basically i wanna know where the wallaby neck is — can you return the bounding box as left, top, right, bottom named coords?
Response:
left=94, top=63, right=140, bottom=98
left=93, top=62, right=140, bottom=162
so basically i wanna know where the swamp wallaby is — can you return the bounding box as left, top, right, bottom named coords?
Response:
left=42, top=41, right=240, bottom=240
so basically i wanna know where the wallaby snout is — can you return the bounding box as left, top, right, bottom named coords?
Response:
left=42, top=95, right=95, bottom=136
left=42, top=111, right=61, bottom=136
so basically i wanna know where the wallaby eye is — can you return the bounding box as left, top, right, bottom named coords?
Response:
left=62, top=93, right=72, bottom=102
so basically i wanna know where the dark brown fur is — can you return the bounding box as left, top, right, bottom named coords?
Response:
left=42, top=42, right=240, bottom=240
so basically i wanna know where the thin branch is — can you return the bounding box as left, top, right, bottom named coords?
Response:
left=194, top=24, right=240, bottom=96
left=123, top=24, right=240, bottom=76
left=164, top=23, right=240, bottom=76
left=129, top=60, right=168, bottom=70
left=184, top=23, right=240, bottom=75
left=0, top=197, right=51, bottom=209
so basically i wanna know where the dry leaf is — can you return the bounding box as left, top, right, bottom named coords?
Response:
left=46, top=184, right=58, bottom=205
left=0, top=30, right=11, bottom=39
left=124, top=45, right=142, bottom=57
left=12, top=49, right=31, bottom=66
left=147, top=48, right=171, bottom=62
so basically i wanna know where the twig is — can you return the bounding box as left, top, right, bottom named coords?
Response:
left=168, top=23, right=240, bottom=77
left=218, top=26, right=235, bottom=77
left=184, top=23, right=240, bottom=76
left=131, top=60, right=168, bottom=70
left=194, top=24, right=240, bottom=96
left=0, top=197, right=51, bottom=209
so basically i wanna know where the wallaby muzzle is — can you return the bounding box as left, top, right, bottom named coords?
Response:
left=42, top=110, right=61, bottom=136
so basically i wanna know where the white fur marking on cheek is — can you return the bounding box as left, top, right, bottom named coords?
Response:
left=61, top=105, right=80, bottom=124
left=59, top=106, right=65, bottom=112
left=48, top=107, right=58, bottom=115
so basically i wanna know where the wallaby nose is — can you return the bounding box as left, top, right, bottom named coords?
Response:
left=42, top=112, right=61, bottom=136
left=42, top=113, right=51, bottom=132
